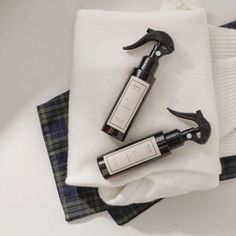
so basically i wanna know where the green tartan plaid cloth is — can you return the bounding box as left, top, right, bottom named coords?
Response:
left=37, top=21, right=236, bottom=225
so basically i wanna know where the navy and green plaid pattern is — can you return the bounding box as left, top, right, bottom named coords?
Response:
left=37, top=21, right=236, bottom=225
left=220, top=156, right=236, bottom=181
left=221, top=21, right=236, bottom=30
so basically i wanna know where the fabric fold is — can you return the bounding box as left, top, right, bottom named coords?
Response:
left=67, top=7, right=221, bottom=205
left=36, top=0, right=236, bottom=219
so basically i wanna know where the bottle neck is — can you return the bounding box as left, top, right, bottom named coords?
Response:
left=164, top=129, right=185, bottom=150
left=155, top=129, right=185, bottom=155
left=137, top=44, right=160, bottom=76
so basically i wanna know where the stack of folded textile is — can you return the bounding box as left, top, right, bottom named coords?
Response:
left=37, top=0, right=236, bottom=225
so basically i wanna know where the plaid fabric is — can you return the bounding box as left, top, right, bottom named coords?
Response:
left=37, top=21, right=236, bottom=225
left=37, top=92, right=107, bottom=220
left=220, top=156, right=236, bottom=181
left=221, top=21, right=236, bottom=30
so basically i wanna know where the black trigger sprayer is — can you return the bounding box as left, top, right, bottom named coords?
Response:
left=98, top=108, right=211, bottom=179
left=102, top=29, right=175, bottom=141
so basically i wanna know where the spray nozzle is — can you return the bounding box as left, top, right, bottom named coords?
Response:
left=123, top=28, right=174, bottom=57
left=167, top=108, right=211, bottom=144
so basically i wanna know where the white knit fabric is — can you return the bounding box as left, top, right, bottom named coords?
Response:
left=172, top=0, right=236, bottom=158
left=213, top=57, right=236, bottom=138
left=66, top=6, right=221, bottom=205
left=220, top=131, right=236, bottom=157
left=210, top=26, right=236, bottom=59
left=209, top=26, right=236, bottom=157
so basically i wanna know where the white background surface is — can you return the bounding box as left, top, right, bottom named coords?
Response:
left=0, top=1, right=236, bottom=235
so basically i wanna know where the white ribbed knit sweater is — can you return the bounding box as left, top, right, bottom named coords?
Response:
left=210, top=26, right=236, bottom=157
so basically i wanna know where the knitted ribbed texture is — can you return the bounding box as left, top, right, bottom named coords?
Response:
left=213, top=59, right=236, bottom=137
left=210, top=26, right=236, bottom=158
left=220, top=131, right=236, bottom=157
left=210, top=26, right=236, bottom=59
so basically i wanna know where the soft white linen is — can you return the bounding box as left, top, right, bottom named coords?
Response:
left=66, top=5, right=221, bottom=205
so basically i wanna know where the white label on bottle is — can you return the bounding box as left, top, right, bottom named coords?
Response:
left=103, top=136, right=161, bottom=175
left=107, top=76, right=150, bottom=133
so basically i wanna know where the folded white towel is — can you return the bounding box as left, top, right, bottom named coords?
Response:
left=66, top=7, right=221, bottom=205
